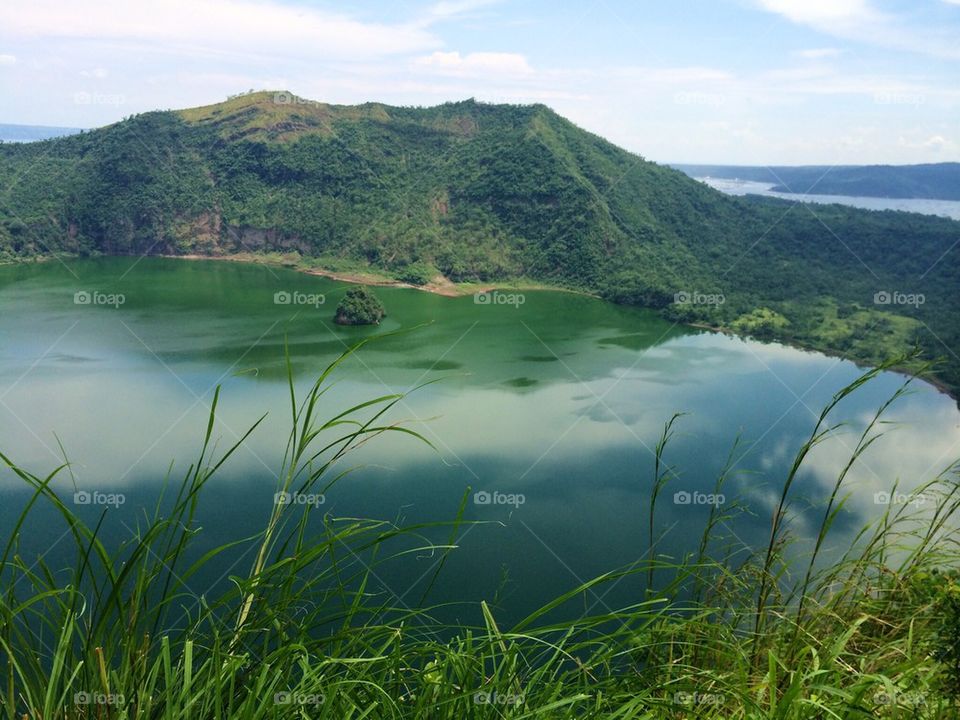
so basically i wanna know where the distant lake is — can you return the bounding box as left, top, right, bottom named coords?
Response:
left=0, top=123, right=83, bottom=143
left=700, top=177, right=960, bottom=220
left=2, top=258, right=958, bottom=625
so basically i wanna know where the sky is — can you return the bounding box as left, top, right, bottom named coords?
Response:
left=0, top=0, right=958, bottom=164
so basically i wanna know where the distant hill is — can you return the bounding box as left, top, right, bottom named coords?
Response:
left=0, top=123, right=83, bottom=143
left=673, top=163, right=960, bottom=200
left=1, top=91, right=958, bottom=397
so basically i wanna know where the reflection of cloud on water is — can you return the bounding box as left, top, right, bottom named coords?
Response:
left=727, top=392, right=960, bottom=563
left=3, top=325, right=959, bottom=550
left=759, top=437, right=792, bottom=472
left=0, top=369, right=293, bottom=489
left=795, top=397, right=960, bottom=519
left=0, top=371, right=662, bottom=491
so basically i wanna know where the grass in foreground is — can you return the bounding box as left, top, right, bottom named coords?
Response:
left=1, top=343, right=959, bottom=719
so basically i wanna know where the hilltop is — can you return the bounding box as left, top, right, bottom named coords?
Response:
left=1, top=91, right=958, bottom=395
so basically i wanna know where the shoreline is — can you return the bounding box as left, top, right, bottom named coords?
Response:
left=164, top=252, right=599, bottom=299
left=163, top=253, right=960, bottom=403
left=170, top=253, right=467, bottom=296
left=688, top=321, right=957, bottom=403
left=4, top=252, right=955, bottom=403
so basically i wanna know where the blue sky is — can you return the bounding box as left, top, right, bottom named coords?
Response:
left=0, top=0, right=957, bottom=163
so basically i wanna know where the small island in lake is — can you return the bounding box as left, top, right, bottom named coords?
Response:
left=334, top=286, right=386, bottom=325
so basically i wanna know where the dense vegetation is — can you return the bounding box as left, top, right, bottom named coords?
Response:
left=2, top=92, right=959, bottom=396
left=334, top=285, right=385, bottom=325
left=3, top=348, right=960, bottom=718
left=674, top=162, right=960, bottom=200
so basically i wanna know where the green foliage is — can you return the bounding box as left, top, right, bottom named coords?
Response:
left=731, top=307, right=790, bottom=338
left=334, top=285, right=386, bottom=325
left=910, top=570, right=960, bottom=699
left=1, top=93, right=959, bottom=396
left=394, top=261, right=436, bottom=285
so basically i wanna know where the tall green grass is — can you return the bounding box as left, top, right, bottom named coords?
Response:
left=1, top=344, right=959, bottom=718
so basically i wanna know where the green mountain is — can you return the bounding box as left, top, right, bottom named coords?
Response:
left=673, top=162, right=960, bottom=200
left=2, top=91, right=958, bottom=396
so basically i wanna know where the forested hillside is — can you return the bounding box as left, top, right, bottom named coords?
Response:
left=2, top=92, right=958, bottom=396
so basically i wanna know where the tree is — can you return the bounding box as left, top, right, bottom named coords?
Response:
left=334, top=286, right=386, bottom=325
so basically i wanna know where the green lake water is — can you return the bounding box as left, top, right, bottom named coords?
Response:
left=2, top=257, right=958, bottom=625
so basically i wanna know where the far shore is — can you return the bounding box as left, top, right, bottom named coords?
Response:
left=164, top=252, right=599, bottom=299
left=688, top=321, right=957, bottom=403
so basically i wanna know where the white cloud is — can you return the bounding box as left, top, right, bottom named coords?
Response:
left=80, top=67, right=108, bottom=78
left=898, top=133, right=954, bottom=153
left=616, top=66, right=733, bottom=83
left=413, top=50, right=532, bottom=76
left=758, top=0, right=875, bottom=25
left=761, top=65, right=835, bottom=81
left=426, top=0, right=501, bottom=21
left=0, top=0, right=440, bottom=60
left=0, top=53, right=16, bottom=65
left=756, top=0, right=960, bottom=60
left=795, top=47, right=843, bottom=59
